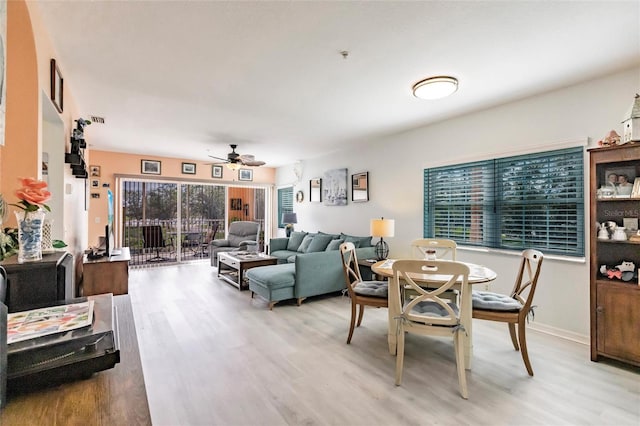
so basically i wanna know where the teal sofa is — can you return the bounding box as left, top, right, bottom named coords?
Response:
left=246, top=232, right=376, bottom=308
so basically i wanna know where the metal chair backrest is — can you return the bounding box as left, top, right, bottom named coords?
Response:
left=411, top=238, right=457, bottom=260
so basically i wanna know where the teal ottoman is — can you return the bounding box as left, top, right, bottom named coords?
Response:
left=246, top=264, right=296, bottom=310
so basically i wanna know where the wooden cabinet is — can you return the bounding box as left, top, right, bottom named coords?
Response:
left=81, top=248, right=130, bottom=297
left=589, top=144, right=640, bottom=366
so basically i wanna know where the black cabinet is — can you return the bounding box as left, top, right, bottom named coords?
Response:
left=0, top=252, right=73, bottom=313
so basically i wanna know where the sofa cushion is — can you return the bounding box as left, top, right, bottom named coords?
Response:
left=472, top=291, right=522, bottom=311
left=306, top=234, right=334, bottom=252
left=325, top=238, right=344, bottom=251
left=297, top=235, right=314, bottom=253
left=287, top=255, right=297, bottom=263
left=341, top=233, right=372, bottom=248
left=318, top=231, right=341, bottom=240
left=287, top=231, right=308, bottom=251
left=246, top=263, right=295, bottom=290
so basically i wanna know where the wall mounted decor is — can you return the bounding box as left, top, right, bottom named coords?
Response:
left=212, top=165, right=223, bottom=179
left=239, top=169, right=253, bottom=181
left=50, top=59, right=63, bottom=113
left=90, top=165, right=101, bottom=177
left=182, top=162, right=196, bottom=174
left=296, top=190, right=304, bottom=203
left=231, top=198, right=242, bottom=210
left=323, top=168, right=347, bottom=206
left=352, top=171, right=369, bottom=202
left=141, top=159, right=161, bottom=175
left=91, top=179, right=99, bottom=188
left=310, top=178, right=322, bottom=202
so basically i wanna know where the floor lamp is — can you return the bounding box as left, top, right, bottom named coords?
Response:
left=371, top=217, right=395, bottom=260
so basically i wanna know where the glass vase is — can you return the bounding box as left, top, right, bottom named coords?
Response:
left=15, top=210, right=45, bottom=263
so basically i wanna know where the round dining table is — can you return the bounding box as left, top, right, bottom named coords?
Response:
left=372, top=259, right=497, bottom=370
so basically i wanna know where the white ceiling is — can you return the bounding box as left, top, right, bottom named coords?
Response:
left=34, top=1, right=640, bottom=167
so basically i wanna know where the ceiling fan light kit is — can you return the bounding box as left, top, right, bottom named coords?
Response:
left=412, top=76, right=458, bottom=100
left=208, top=144, right=266, bottom=170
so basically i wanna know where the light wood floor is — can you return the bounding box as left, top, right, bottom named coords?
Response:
left=128, top=263, right=639, bottom=426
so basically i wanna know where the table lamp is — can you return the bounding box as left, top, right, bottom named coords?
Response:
left=371, top=217, right=395, bottom=260
left=282, top=212, right=298, bottom=237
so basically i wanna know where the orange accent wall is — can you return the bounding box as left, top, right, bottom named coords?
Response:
left=87, top=150, right=275, bottom=245
left=1, top=0, right=39, bottom=202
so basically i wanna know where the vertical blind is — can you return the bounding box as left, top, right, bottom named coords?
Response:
left=277, top=187, right=293, bottom=228
left=424, top=146, right=584, bottom=256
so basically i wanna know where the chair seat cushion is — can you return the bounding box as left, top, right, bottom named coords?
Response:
left=354, top=280, right=388, bottom=297
left=472, top=290, right=522, bottom=311
left=408, top=300, right=459, bottom=317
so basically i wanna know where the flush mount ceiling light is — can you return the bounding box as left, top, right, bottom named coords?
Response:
left=412, top=76, right=458, bottom=100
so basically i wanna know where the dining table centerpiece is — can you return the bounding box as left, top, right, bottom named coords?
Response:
left=10, top=178, right=51, bottom=263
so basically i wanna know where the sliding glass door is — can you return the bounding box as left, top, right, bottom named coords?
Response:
left=119, top=178, right=267, bottom=267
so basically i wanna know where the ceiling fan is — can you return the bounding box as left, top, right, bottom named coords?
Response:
left=208, top=144, right=266, bottom=169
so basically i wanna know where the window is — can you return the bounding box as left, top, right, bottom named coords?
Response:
left=277, top=187, right=293, bottom=229
left=424, top=147, right=584, bottom=256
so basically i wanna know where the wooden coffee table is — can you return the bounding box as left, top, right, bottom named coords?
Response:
left=217, top=251, right=278, bottom=290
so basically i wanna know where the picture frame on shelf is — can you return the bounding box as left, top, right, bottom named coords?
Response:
left=238, top=168, right=253, bottom=181
left=351, top=171, right=369, bottom=202
left=89, top=165, right=101, bottom=177
left=182, top=162, right=196, bottom=174
left=632, top=177, right=640, bottom=198
left=212, top=165, right=223, bottom=179
left=50, top=59, right=63, bottom=113
left=310, top=178, right=322, bottom=202
left=141, top=159, right=161, bottom=175
left=603, top=166, right=635, bottom=198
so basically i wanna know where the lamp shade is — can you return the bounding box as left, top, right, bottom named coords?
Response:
left=370, top=218, right=395, bottom=238
left=281, top=212, right=298, bottom=224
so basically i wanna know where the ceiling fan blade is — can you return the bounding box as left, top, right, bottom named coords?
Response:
left=208, top=155, right=229, bottom=162
left=241, top=159, right=266, bottom=167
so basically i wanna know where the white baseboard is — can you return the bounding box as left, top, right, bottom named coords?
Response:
left=529, top=322, right=589, bottom=345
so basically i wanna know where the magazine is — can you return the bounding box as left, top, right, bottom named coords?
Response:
left=7, top=300, right=95, bottom=344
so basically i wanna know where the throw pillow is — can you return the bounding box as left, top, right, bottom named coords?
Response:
left=341, top=233, right=372, bottom=248
left=297, top=235, right=314, bottom=253
left=306, top=234, right=334, bottom=252
left=318, top=231, right=341, bottom=240
left=325, top=238, right=344, bottom=251
left=286, top=231, right=308, bottom=251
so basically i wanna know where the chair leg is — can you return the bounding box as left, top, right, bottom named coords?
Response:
left=347, top=301, right=357, bottom=344
left=518, top=320, right=534, bottom=376
left=395, top=328, right=405, bottom=386
left=356, top=303, right=365, bottom=327
left=454, top=330, right=469, bottom=399
left=508, top=323, right=520, bottom=351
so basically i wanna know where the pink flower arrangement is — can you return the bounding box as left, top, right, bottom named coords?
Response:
left=11, top=178, right=51, bottom=213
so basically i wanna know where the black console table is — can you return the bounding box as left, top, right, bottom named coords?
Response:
left=0, top=252, right=73, bottom=313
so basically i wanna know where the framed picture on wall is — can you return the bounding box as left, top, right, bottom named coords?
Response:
left=182, top=162, right=196, bottom=174
left=239, top=168, right=253, bottom=181
left=352, top=171, right=369, bottom=202
left=90, top=165, right=101, bottom=177
left=91, top=179, right=100, bottom=188
left=141, top=159, right=161, bottom=175
left=310, top=178, right=322, bottom=202
left=212, top=165, right=223, bottom=179
left=50, top=59, right=63, bottom=113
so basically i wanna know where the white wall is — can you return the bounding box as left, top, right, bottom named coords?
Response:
left=275, top=66, right=640, bottom=341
